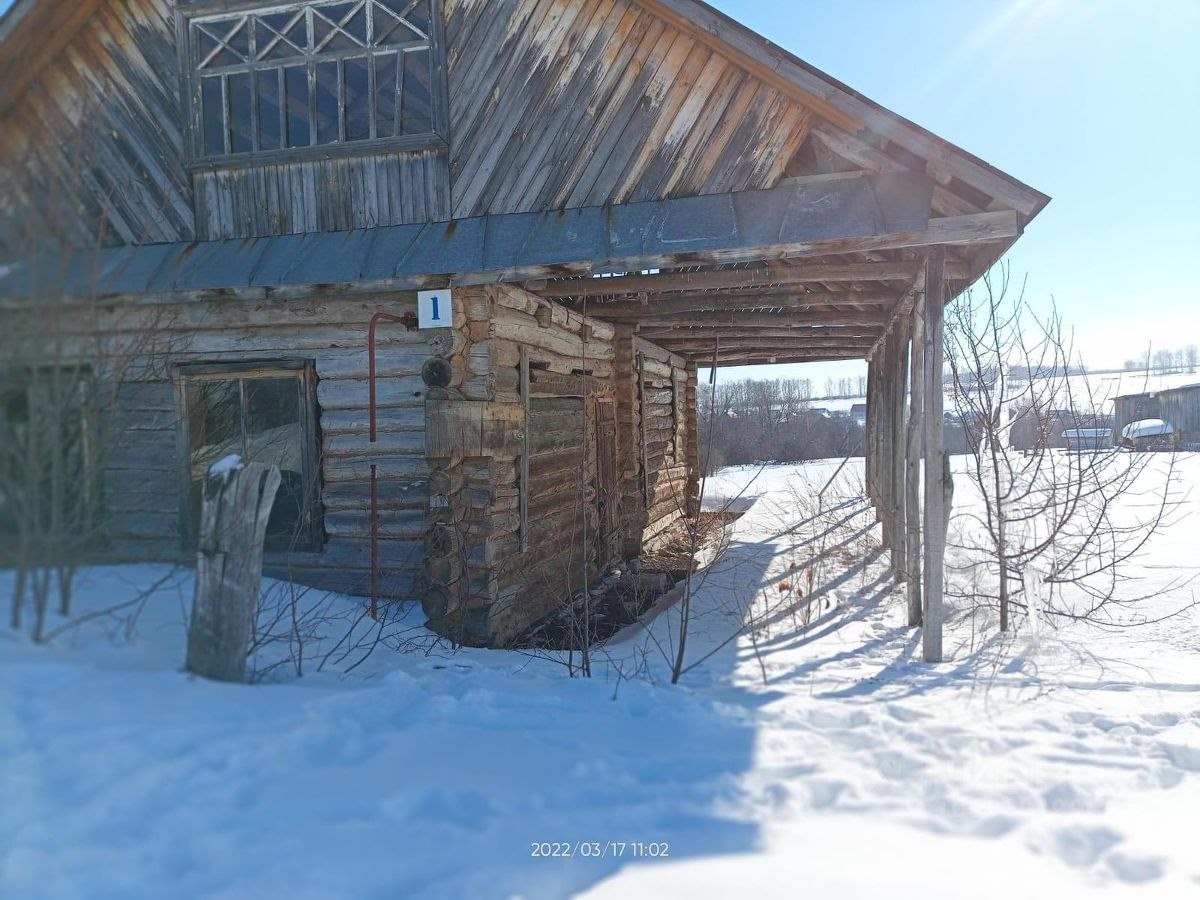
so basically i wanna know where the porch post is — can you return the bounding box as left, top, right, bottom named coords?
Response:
left=891, top=325, right=909, bottom=580
left=922, top=248, right=946, bottom=662
left=865, top=360, right=877, bottom=511
left=906, top=287, right=925, bottom=626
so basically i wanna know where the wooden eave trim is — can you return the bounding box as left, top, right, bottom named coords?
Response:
left=636, top=0, right=1050, bottom=218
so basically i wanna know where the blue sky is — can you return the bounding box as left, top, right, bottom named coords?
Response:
left=2, top=0, right=1196, bottom=383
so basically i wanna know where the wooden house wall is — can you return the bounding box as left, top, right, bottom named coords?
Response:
left=2, top=0, right=814, bottom=249
left=631, top=335, right=693, bottom=550
left=1158, top=387, right=1200, bottom=439
left=191, top=150, right=453, bottom=240
left=483, top=284, right=616, bottom=643
left=462, top=285, right=698, bottom=644
left=0, top=0, right=194, bottom=251
left=0, top=288, right=474, bottom=600
left=443, top=0, right=813, bottom=217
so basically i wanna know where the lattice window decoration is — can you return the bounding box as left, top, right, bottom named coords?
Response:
left=186, top=0, right=438, bottom=160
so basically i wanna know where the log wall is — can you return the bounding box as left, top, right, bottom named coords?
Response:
left=631, top=335, right=693, bottom=551
left=0, top=288, right=474, bottom=601
left=483, top=284, right=616, bottom=644
left=2, top=282, right=699, bottom=645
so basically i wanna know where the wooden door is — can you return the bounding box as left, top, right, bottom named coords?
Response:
left=594, top=398, right=619, bottom=566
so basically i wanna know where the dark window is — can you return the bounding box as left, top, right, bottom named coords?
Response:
left=0, top=369, right=97, bottom=543
left=187, top=0, right=440, bottom=162
left=178, top=362, right=321, bottom=552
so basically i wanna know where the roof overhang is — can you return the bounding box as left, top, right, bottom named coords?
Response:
left=0, top=0, right=1048, bottom=228
left=1, top=172, right=1026, bottom=367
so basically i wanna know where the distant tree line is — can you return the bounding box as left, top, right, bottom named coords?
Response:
left=699, top=378, right=864, bottom=471
left=1122, top=345, right=1199, bottom=374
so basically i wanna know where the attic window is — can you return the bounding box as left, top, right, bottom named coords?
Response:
left=183, top=0, right=441, bottom=163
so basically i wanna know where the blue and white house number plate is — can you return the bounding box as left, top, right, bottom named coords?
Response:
left=417, top=288, right=455, bottom=329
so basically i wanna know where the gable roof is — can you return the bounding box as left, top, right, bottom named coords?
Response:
left=0, top=0, right=1047, bottom=222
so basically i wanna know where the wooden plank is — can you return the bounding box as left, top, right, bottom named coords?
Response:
left=531, top=262, right=934, bottom=298
left=594, top=307, right=892, bottom=327
left=891, top=324, right=909, bottom=580
left=922, top=248, right=946, bottom=663
left=639, top=326, right=881, bottom=341
left=905, top=289, right=925, bottom=626
left=572, top=291, right=899, bottom=317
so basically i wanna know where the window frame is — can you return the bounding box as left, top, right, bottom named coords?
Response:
left=175, top=0, right=449, bottom=170
left=174, top=359, right=323, bottom=554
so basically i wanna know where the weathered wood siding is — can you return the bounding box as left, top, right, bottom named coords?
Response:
left=0, top=0, right=194, bottom=251
left=631, top=335, right=692, bottom=550
left=192, top=150, right=452, bottom=240
left=2, top=0, right=814, bottom=249
left=484, top=284, right=616, bottom=642
left=444, top=0, right=812, bottom=216
left=1, top=289, right=470, bottom=600
left=429, top=284, right=697, bottom=645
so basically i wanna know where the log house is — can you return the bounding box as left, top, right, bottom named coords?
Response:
left=0, top=0, right=1047, bottom=654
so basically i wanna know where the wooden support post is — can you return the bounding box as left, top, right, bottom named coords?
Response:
left=922, top=248, right=947, bottom=662
left=906, top=289, right=925, bottom=626
left=186, top=457, right=280, bottom=683
left=879, top=336, right=894, bottom=551
left=891, top=326, right=909, bottom=580
left=864, top=360, right=877, bottom=512
left=519, top=346, right=530, bottom=553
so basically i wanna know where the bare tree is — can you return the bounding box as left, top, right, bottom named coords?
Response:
left=944, top=266, right=1185, bottom=631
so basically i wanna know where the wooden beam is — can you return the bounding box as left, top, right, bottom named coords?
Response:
left=905, top=294, right=925, bottom=626
left=656, top=337, right=875, bottom=351
left=595, top=305, right=892, bottom=325
left=695, top=352, right=860, bottom=367
left=639, top=326, right=882, bottom=341
left=533, top=262, right=932, bottom=298
left=922, top=248, right=947, bottom=663
left=890, top=325, right=910, bottom=580
left=866, top=275, right=924, bottom=360
left=865, top=359, right=878, bottom=509
left=576, top=291, right=898, bottom=318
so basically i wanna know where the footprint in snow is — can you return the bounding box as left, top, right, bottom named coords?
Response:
left=1106, top=851, right=1166, bottom=884
left=1045, top=825, right=1124, bottom=868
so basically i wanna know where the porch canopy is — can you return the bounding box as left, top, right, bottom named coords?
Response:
left=2, top=169, right=1025, bottom=369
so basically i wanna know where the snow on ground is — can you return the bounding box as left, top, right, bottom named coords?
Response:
left=3, top=456, right=1199, bottom=899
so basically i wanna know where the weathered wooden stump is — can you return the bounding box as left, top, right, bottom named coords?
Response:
left=185, top=456, right=280, bottom=683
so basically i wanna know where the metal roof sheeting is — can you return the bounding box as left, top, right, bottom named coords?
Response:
left=0, top=172, right=934, bottom=300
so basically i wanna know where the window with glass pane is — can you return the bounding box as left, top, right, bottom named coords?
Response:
left=189, top=0, right=439, bottom=161
left=181, top=364, right=320, bottom=551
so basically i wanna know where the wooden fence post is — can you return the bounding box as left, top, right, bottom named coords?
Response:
left=186, top=457, right=281, bottom=683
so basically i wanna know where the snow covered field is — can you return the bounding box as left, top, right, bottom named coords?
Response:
left=3, top=456, right=1199, bottom=899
